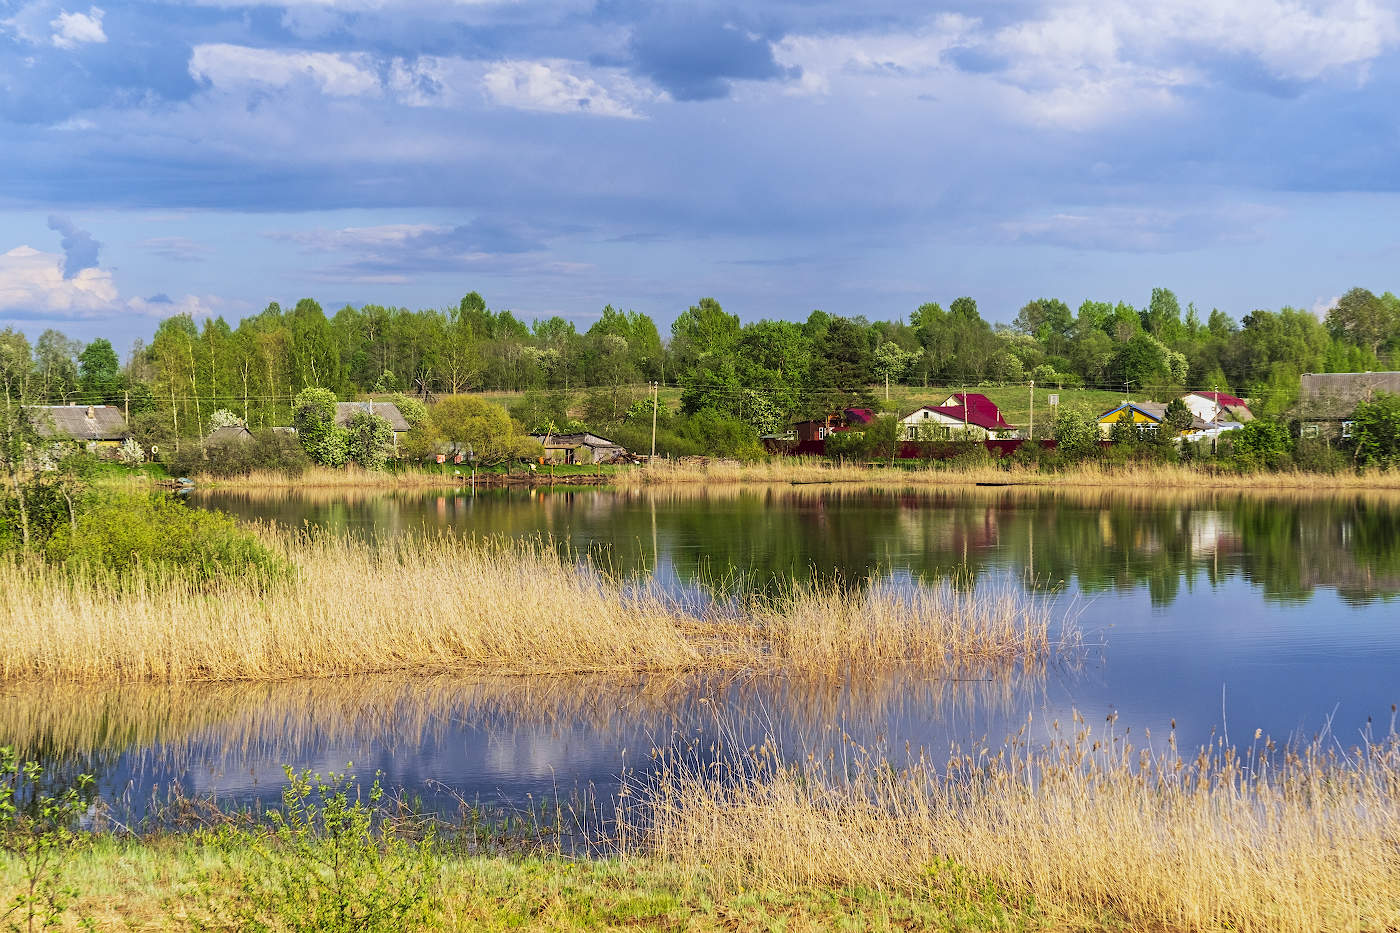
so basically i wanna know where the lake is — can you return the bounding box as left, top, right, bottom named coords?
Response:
left=10, top=484, right=1400, bottom=827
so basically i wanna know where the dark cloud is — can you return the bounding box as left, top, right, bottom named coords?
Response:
left=46, top=215, right=102, bottom=278
left=145, top=293, right=174, bottom=304
left=622, top=7, right=799, bottom=100
left=943, top=44, right=1008, bottom=75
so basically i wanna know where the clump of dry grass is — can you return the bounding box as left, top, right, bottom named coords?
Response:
left=0, top=534, right=1053, bottom=683
left=626, top=713, right=1400, bottom=932
left=625, top=458, right=1400, bottom=490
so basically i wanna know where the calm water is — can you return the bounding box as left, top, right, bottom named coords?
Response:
left=10, top=485, right=1400, bottom=823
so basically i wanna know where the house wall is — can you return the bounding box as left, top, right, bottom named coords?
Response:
left=1182, top=395, right=1221, bottom=423
left=901, top=411, right=990, bottom=440
left=1097, top=408, right=1159, bottom=437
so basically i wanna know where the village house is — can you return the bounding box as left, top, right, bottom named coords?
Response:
left=1298, top=371, right=1400, bottom=439
left=790, top=408, right=874, bottom=443
left=529, top=432, right=627, bottom=464
left=205, top=424, right=255, bottom=448
left=1181, top=391, right=1254, bottom=424
left=26, top=404, right=128, bottom=449
left=900, top=393, right=1014, bottom=440
left=334, top=401, right=412, bottom=441
left=1097, top=401, right=1210, bottom=437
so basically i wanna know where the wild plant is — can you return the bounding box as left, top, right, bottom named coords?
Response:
left=0, top=747, right=95, bottom=933
left=201, top=766, right=440, bottom=933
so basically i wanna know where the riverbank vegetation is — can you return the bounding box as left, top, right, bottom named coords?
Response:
left=0, top=528, right=1053, bottom=683
left=5, top=715, right=1395, bottom=932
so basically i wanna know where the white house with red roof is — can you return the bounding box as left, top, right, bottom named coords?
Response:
left=1181, top=391, right=1253, bottom=424
left=900, top=393, right=1015, bottom=440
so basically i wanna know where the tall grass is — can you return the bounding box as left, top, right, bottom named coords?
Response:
left=626, top=457, right=1400, bottom=490
left=626, top=713, right=1400, bottom=932
left=0, top=533, right=1053, bottom=683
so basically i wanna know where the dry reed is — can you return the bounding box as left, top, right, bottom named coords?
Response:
left=625, top=458, right=1400, bottom=491
left=0, top=534, right=1053, bottom=683
left=627, top=713, right=1400, bottom=932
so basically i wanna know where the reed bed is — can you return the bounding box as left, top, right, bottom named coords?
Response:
left=0, top=534, right=1053, bottom=683
left=625, top=458, right=1400, bottom=490
left=627, top=715, right=1400, bottom=932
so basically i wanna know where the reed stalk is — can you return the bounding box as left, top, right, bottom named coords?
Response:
left=0, top=534, right=1053, bottom=684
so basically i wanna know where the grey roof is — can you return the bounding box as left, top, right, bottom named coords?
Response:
left=206, top=425, right=254, bottom=446
left=529, top=432, right=623, bottom=450
left=27, top=405, right=127, bottom=441
left=1299, top=372, right=1400, bottom=419
left=334, top=401, right=411, bottom=433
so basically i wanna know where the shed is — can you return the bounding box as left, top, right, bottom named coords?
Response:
left=529, top=432, right=627, bottom=465
left=26, top=404, right=127, bottom=446
left=1298, top=372, right=1400, bottom=438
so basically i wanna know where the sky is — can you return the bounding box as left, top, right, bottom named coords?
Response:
left=2, top=0, right=1400, bottom=352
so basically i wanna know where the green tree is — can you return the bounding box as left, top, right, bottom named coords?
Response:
left=1348, top=392, right=1400, bottom=468
left=428, top=397, right=536, bottom=464
left=1051, top=404, right=1100, bottom=461
left=806, top=316, right=874, bottom=416
left=1163, top=397, right=1194, bottom=433
left=344, top=411, right=395, bottom=470
left=1326, top=287, right=1394, bottom=357
left=78, top=337, right=122, bottom=404
left=292, top=388, right=348, bottom=467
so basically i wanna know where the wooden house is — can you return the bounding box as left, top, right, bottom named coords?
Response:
left=1298, top=372, right=1400, bottom=439
left=900, top=393, right=1014, bottom=440
left=26, top=404, right=127, bottom=448
left=529, top=432, right=627, bottom=464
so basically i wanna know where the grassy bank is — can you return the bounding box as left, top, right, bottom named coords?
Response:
left=0, top=532, right=1052, bottom=683
left=0, top=838, right=1039, bottom=931
left=8, top=716, right=1396, bottom=931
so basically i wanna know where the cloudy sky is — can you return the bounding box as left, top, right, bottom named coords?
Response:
left=2, top=0, right=1399, bottom=349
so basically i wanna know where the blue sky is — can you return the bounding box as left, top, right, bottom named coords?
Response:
left=2, top=0, right=1399, bottom=351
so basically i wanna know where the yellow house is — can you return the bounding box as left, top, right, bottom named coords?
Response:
left=1097, top=402, right=1207, bottom=438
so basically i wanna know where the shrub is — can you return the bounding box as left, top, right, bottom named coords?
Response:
left=168, top=430, right=309, bottom=479
left=0, top=747, right=95, bottom=933
left=1348, top=392, right=1400, bottom=468
left=202, top=767, right=440, bottom=933
left=293, top=389, right=349, bottom=468
left=1229, top=420, right=1293, bottom=471
left=41, top=491, right=290, bottom=586
left=1051, top=404, right=1101, bottom=462
left=344, top=411, right=395, bottom=470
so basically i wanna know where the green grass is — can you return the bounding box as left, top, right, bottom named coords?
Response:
left=7, top=836, right=1045, bottom=932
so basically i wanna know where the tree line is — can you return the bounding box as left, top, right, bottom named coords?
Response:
left=2, top=285, right=1399, bottom=446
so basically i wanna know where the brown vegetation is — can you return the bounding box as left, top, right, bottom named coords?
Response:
left=628, top=714, right=1400, bottom=933
left=0, top=533, right=1052, bottom=683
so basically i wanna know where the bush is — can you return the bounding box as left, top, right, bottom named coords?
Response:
left=168, top=431, right=309, bottom=479
left=41, top=491, right=290, bottom=586
left=202, top=767, right=440, bottom=933
left=344, top=411, right=395, bottom=470
left=1294, top=436, right=1349, bottom=474
left=293, top=389, right=349, bottom=468
left=1228, top=420, right=1293, bottom=471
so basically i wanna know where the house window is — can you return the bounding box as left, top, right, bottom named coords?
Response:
left=1301, top=423, right=1320, bottom=439
left=1341, top=421, right=1355, bottom=438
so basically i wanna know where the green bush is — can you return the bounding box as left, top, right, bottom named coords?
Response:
left=293, top=388, right=349, bottom=467
left=0, top=747, right=95, bottom=932
left=1227, top=420, right=1293, bottom=471
left=201, top=767, right=440, bottom=933
left=41, top=491, right=289, bottom=586
left=344, top=411, right=395, bottom=470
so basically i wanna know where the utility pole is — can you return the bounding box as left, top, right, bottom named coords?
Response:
left=884, top=372, right=890, bottom=402
left=1028, top=380, right=1035, bottom=441
left=649, top=381, right=659, bottom=462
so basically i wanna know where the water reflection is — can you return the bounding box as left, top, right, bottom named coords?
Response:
left=199, top=485, right=1400, bottom=606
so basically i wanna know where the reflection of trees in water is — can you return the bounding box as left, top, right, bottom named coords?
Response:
left=195, top=486, right=1400, bottom=606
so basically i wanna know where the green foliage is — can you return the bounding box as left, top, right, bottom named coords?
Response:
left=40, top=491, right=290, bottom=586
left=293, top=388, right=349, bottom=467
left=0, top=747, right=95, bottom=933
left=389, top=394, right=428, bottom=429
left=1051, top=404, right=1101, bottom=462
left=426, top=397, right=538, bottom=464
left=203, top=767, right=440, bottom=933
left=1163, top=397, right=1194, bottom=432
left=344, top=411, right=395, bottom=470
left=1348, top=392, right=1400, bottom=468
left=1227, top=420, right=1294, bottom=471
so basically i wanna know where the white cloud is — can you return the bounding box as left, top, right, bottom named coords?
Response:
left=50, top=5, right=104, bottom=48
left=190, top=44, right=382, bottom=97
left=772, top=0, right=1397, bottom=128
left=482, top=59, right=647, bottom=118
left=0, top=245, right=216, bottom=319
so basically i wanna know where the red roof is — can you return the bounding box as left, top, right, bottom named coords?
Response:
left=843, top=407, right=874, bottom=425
left=916, top=393, right=1014, bottom=431
left=1190, top=391, right=1247, bottom=408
